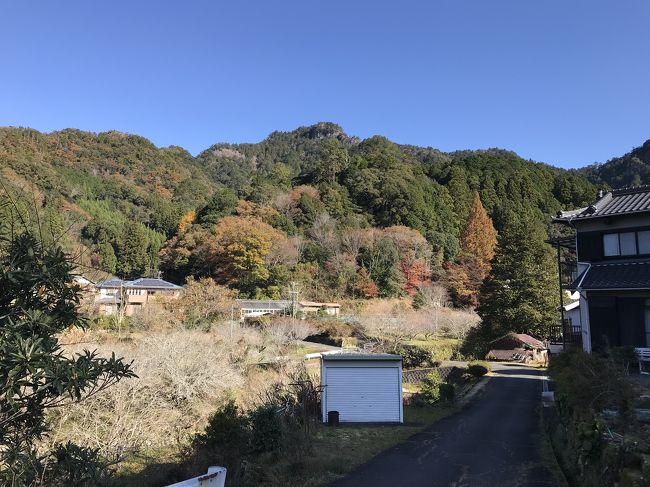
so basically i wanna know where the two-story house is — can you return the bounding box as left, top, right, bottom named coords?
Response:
left=553, top=186, right=650, bottom=353
left=95, top=277, right=182, bottom=316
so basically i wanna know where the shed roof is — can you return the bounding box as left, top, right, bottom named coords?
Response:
left=299, top=301, right=341, bottom=308
left=322, top=353, right=402, bottom=361
left=563, top=300, right=580, bottom=311
left=489, top=333, right=545, bottom=350
left=554, top=186, right=650, bottom=222
left=570, top=260, right=650, bottom=290
left=236, top=299, right=290, bottom=310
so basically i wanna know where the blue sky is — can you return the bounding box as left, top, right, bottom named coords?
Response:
left=1, top=1, right=649, bottom=167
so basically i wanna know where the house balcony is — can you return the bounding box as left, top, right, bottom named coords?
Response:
left=549, top=319, right=583, bottom=347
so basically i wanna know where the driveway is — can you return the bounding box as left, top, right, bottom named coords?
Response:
left=329, top=365, right=557, bottom=487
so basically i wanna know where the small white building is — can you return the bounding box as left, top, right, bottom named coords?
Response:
left=321, top=353, right=403, bottom=423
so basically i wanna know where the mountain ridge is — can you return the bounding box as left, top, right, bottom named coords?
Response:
left=0, top=121, right=643, bottom=287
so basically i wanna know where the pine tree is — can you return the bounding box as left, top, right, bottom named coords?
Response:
left=463, top=209, right=559, bottom=356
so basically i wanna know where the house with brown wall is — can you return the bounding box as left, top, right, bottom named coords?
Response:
left=95, top=277, right=182, bottom=316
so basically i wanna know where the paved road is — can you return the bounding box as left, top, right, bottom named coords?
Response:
left=329, top=365, right=557, bottom=487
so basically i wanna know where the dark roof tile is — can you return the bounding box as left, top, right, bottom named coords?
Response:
left=571, top=260, right=650, bottom=290
left=555, top=186, right=650, bottom=221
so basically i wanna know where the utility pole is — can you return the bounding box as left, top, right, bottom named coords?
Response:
left=230, top=305, right=234, bottom=341
left=114, top=280, right=126, bottom=340
left=288, top=281, right=300, bottom=319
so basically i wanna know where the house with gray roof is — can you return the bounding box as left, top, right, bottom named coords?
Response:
left=552, top=186, right=650, bottom=353
left=94, top=277, right=182, bottom=316
left=235, top=299, right=341, bottom=320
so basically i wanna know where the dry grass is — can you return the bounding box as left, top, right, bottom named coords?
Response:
left=355, top=301, right=478, bottom=341
left=46, top=326, right=306, bottom=462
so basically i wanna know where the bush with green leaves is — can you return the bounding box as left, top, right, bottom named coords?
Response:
left=43, top=442, right=113, bottom=487
left=420, top=370, right=444, bottom=404
left=548, top=350, right=633, bottom=418
left=610, top=346, right=638, bottom=375
left=0, top=232, right=136, bottom=486
left=438, top=383, right=455, bottom=404
left=467, top=361, right=491, bottom=378
left=248, top=405, right=283, bottom=454
left=186, top=373, right=320, bottom=484
left=393, top=344, right=433, bottom=369
left=546, top=350, right=636, bottom=486
left=460, top=372, right=475, bottom=383
left=189, top=399, right=249, bottom=480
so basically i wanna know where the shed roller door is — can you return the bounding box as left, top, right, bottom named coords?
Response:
left=326, top=367, right=400, bottom=422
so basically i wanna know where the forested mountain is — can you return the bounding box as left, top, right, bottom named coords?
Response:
left=582, top=139, right=650, bottom=188
left=0, top=122, right=631, bottom=301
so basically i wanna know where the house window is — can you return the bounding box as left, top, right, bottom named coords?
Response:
left=620, top=232, right=637, bottom=256
left=603, top=231, right=650, bottom=257
left=639, top=231, right=650, bottom=255
left=603, top=234, right=620, bottom=256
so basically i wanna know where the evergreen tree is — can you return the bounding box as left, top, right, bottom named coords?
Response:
left=116, top=222, right=149, bottom=278
left=97, top=241, right=117, bottom=274
left=197, top=188, right=238, bottom=225
left=463, top=209, right=559, bottom=356
left=314, top=138, right=349, bottom=184
left=0, top=232, right=135, bottom=484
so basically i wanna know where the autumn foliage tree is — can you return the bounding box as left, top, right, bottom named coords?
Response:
left=462, top=208, right=559, bottom=357
left=161, top=216, right=294, bottom=295
left=209, top=216, right=288, bottom=288
left=446, top=193, right=497, bottom=307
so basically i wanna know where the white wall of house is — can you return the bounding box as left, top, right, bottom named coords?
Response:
left=564, top=303, right=581, bottom=329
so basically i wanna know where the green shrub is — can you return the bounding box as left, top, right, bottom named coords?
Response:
left=548, top=350, right=633, bottom=417
left=467, top=361, right=491, bottom=377
left=439, top=383, right=455, bottom=404
left=545, top=350, right=637, bottom=487
left=307, top=321, right=364, bottom=346
left=190, top=399, right=249, bottom=477
left=460, top=372, right=475, bottom=383
left=610, top=346, right=638, bottom=375
left=45, top=442, right=112, bottom=487
left=420, top=370, right=443, bottom=404
left=248, top=405, right=282, bottom=453
left=393, top=344, right=433, bottom=369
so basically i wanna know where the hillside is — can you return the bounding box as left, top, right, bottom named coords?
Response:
left=0, top=122, right=601, bottom=299
left=582, top=139, right=650, bottom=188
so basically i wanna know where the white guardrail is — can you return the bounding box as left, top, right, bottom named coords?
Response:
left=166, top=466, right=227, bottom=487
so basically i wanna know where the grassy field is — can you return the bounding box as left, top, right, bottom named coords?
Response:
left=405, top=336, right=461, bottom=361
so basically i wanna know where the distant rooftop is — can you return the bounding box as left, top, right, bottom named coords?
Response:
left=96, top=277, right=182, bottom=289
left=129, top=278, right=182, bottom=289
left=555, top=186, right=650, bottom=222
left=322, top=353, right=402, bottom=361
left=235, top=299, right=291, bottom=310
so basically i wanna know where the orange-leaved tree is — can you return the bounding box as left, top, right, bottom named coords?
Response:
left=447, top=192, right=497, bottom=307
left=209, top=216, right=290, bottom=289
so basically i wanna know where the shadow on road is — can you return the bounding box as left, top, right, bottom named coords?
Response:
left=329, top=365, right=557, bottom=487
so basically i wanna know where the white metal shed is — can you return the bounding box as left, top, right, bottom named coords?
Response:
left=321, top=353, right=403, bottom=423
